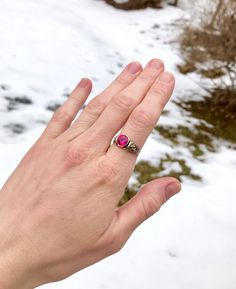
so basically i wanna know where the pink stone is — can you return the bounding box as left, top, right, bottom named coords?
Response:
left=117, top=134, right=129, bottom=148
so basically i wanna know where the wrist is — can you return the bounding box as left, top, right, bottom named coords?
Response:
left=0, top=195, right=35, bottom=289
left=0, top=235, right=32, bottom=289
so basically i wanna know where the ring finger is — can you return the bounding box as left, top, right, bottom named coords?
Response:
left=108, top=71, right=175, bottom=166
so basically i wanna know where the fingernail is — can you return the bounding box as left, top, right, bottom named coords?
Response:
left=147, top=59, right=163, bottom=70
left=165, top=182, right=181, bottom=200
left=78, top=78, right=89, bottom=88
left=159, top=72, right=174, bottom=83
left=126, top=61, right=141, bottom=74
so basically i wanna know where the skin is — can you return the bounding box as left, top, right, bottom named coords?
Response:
left=0, top=59, right=181, bottom=289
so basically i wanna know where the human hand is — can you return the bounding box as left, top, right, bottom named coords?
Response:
left=0, top=59, right=181, bottom=289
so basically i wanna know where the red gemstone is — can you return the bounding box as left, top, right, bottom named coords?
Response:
left=117, top=134, right=129, bottom=148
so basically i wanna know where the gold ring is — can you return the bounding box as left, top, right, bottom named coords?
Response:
left=113, top=134, right=140, bottom=155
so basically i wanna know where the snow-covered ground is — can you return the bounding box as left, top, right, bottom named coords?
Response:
left=0, top=1, right=236, bottom=289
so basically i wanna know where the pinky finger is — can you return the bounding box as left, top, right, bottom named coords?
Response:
left=43, top=78, right=92, bottom=139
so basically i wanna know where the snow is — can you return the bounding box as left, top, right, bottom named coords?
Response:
left=0, top=0, right=236, bottom=289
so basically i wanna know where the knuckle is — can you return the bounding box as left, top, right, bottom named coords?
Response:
left=95, top=158, right=119, bottom=186
left=116, top=74, right=129, bottom=86
left=149, top=85, right=165, bottom=97
left=113, top=91, right=135, bottom=111
left=149, top=87, right=168, bottom=107
left=140, top=194, right=161, bottom=219
left=131, top=108, right=156, bottom=128
left=64, top=144, right=89, bottom=167
left=52, top=107, right=71, bottom=123
left=21, top=141, right=46, bottom=165
left=138, top=73, right=151, bottom=82
left=86, top=98, right=106, bottom=115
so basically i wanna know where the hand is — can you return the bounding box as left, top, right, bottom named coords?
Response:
left=0, top=59, right=181, bottom=289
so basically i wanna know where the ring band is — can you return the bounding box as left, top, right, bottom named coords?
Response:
left=113, top=134, right=140, bottom=155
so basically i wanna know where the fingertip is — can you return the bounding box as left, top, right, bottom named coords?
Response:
left=146, top=58, right=165, bottom=70
left=76, top=78, right=92, bottom=89
left=142, top=177, right=181, bottom=201
left=126, top=61, right=143, bottom=74
left=165, top=180, right=182, bottom=200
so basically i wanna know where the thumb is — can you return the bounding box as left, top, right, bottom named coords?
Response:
left=114, top=177, right=181, bottom=238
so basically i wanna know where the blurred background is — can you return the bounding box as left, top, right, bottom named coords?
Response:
left=0, top=0, right=235, bottom=288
